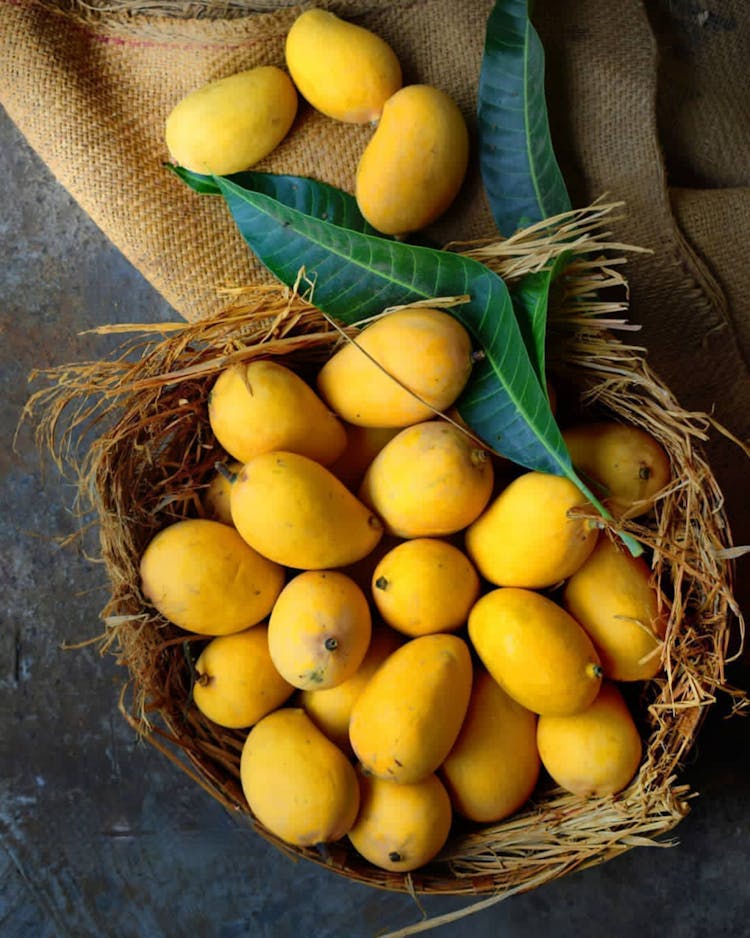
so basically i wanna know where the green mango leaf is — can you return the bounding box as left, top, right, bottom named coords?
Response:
left=510, top=249, right=572, bottom=388
left=168, top=165, right=384, bottom=236
left=212, top=173, right=579, bottom=480
left=478, top=0, right=572, bottom=235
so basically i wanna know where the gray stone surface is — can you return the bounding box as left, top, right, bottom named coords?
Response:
left=1, top=103, right=749, bottom=938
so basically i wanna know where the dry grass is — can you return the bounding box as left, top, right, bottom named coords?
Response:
left=23, top=200, right=746, bottom=932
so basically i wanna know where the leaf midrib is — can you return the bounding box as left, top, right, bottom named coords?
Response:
left=222, top=180, right=429, bottom=294
left=522, top=13, right=546, bottom=217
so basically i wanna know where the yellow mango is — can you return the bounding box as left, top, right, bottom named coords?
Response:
left=202, top=460, right=242, bottom=525
left=536, top=682, right=643, bottom=797
left=468, top=588, right=602, bottom=716
left=285, top=9, right=402, bottom=123
left=316, top=307, right=473, bottom=429
left=165, top=66, right=297, bottom=174
left=371, top=538, right=480, bottom=636
left=192, top=625, right=294, bottom=729
left=563, top=536, right=667, bottom=681
left=441, top=669, right=540, bottom=822
left=268, top=571, right=372, bottom=690
left=240, top=708, right=360, bottom=847
left=464, top=471, right=599, bottom=588
left=300, top=625, right=403, bottom=752
left=348, top=769, right=452, bottom=872
left=139, top=518, right=284, bottom=635
left=208, top=360, right=346, bottom=466
left=356, top=84, right=470, bottom=235
left=563, top=421, right=671, bottom=517
left=328, top=424, right=401, bottom=490
left=230, top=451, right=383, bottom=569
left=359, top=421, right=494, bottom=538
left=349, top=633, right=473, bottom=783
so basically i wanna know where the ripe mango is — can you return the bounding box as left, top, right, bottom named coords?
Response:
left=230, top=451, right=383, bottom=569
left=464, top=471, right=599, bottom=588
left=536, top=682, right=642, bottom=797
left=468, top=588, right=602, bottom=716
left=202, top=460, right=242, bottom=525
left=192, top=625, right=294, bottom=729
left=359, top=420, right=494, bottom=538
left=328, top=424, right=401, bottom=490
left=563, top=421, right=671, bottom=517
left=356, top=84, right=470, bottom=235
left=349, top=633, right=473, bottom=783
left=563, top=536, right=667, bottom=681
left=139, top=518, right=284, bottom=635
left=240, top=708, right=360, bottom=847
left=208, top=360, right=346, bottom=466
left=348, top=768, right=452, bottom=872
left=165, top=66, right=297, bottom=174
left=268, top=571, right=372, bottom=690
left=316, top=307, right=473, bottom=429
left=285, top=9, right=402, bottom=123
left=300, top=625, right=403, bottom=752
left=371, top=537, right=480, bottom=636
left=441, top=669, right=540, bottom=823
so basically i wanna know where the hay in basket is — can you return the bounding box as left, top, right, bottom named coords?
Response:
left=27, top=199, right=745, bottom=925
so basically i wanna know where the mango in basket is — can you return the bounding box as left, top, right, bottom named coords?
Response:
left=563, top=421, right=671, bottom=517
left=139, top=518, right=284, bottom=635
left=165, top=66, right=297, bottom=175
left=240, top=708, right=360, bottom=847
left=563, top=535, right=668, bottom=681
left=371, top=537, right=480, bottom=637
left=468, top=588, right=602, bottom=716
left=441, top=669, right=540, bottom=823
left=202, top=460, right=242, bottom=525
left=316, top=307, right=473, bottom=428
left=268, top=571, right=372, bottom=690
left=359, top=420, right=494, bottom=537
left=208, top=360, right=346, bottom=466
left=348, top=768, right=453, bottom=873
left=192, top=625, right=294, bottom=729
left=300, top=624, right=403, bottom=753
left=349, top=633, right=472, bottom=783
left=285, top=9, right=402, bottom=123
left=536, top=681, right=643, bottom=797
left=464, top=470, right=599, bottom=588
left=230, top=451, right=383, bottom=569
left=355, top=84, right=470, bottom=235
left=328, top=424, right=400, bottom=490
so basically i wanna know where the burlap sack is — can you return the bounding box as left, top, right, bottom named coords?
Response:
left=0, top=0, right=495, bottom=322
left=1, top=0, right=748, bottom=587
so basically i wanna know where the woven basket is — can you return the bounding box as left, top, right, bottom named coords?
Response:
left=31, top=202, right=743, bottom=919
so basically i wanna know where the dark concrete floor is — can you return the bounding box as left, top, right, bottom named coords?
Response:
left=2, top=103, right=750, bottom=938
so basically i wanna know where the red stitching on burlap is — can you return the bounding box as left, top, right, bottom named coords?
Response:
left=2, top=0, right=294, bottom=52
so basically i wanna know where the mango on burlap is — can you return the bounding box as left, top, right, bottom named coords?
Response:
left=285, top=9, right=402, bottom=123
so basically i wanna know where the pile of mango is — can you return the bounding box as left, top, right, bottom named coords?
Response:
left=139, top=307, right=672, bottom=873
left=165, top=9, right=469, bottom=237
